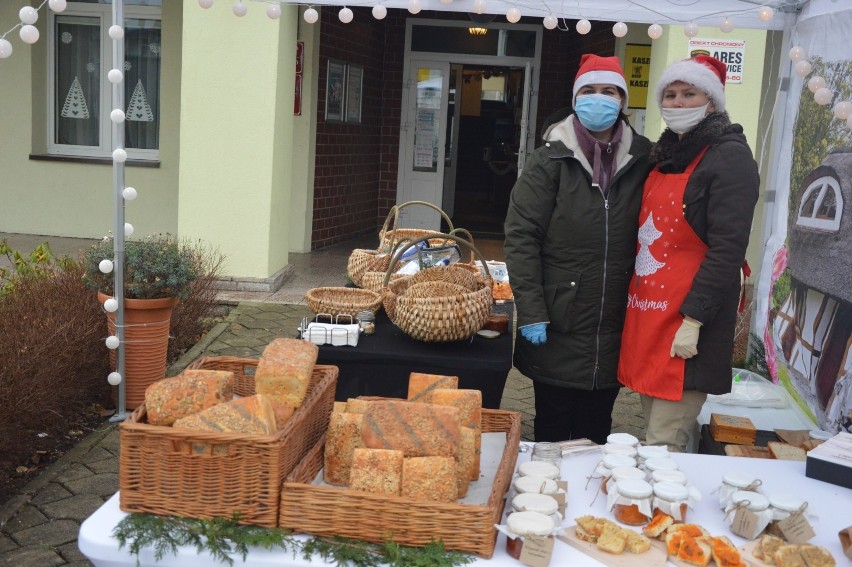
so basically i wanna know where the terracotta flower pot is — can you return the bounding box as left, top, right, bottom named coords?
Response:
left=98, top=292, right=179, bottom=410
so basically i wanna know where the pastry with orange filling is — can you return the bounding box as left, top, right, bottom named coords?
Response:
left=643, top=510, right=674, bottom=538
left=710, top=535, right=747, bottom=567
left=676, top=533, right=712, bottom=567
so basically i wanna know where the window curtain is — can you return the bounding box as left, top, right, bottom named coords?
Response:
left=124, top=19, right=161, bottom=150
left=55, top=16, right=100, bottom=147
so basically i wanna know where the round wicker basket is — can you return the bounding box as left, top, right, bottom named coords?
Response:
left=305, top=287, right=382, bottom=318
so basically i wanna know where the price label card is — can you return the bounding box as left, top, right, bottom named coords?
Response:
left=777, top=514, right=815, bottom=544
left=731, top=508, right=759, bottom=540
left=520, top=535, right=554, bottom=567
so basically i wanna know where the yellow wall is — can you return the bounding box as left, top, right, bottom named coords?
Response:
left=177, top=3, right=296, bottom=279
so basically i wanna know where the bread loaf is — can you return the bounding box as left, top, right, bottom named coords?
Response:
left=401, top=456, right=457, bottom=503
left=407, top=372, right=458, bottom=402
left=255, top=338, right=318, bottom=409
left=172, top=394, right=277, bottom=435
left=345, top=398, right=372, bottom=415
left=349, top=448, right=403, bottom=496
left=596, top=523, right=627, bottom=554
left=753, top=534, right=785, bottom=564
left=457, top=426, right=476, bottom=491
left=361, top=400, right=461, bottom=457
left=710, top=535, right=745, bottom=567
left=323, top=412, right=364, bottom=486
left=774, top=545, right=807, bottom=567
left=145, top=369, right=234, bottom=426
left=429, top=389, right=482, bottom=429
left=333, top=401, right=348, bottom=413
left=768, top=441, right=807, bottom=461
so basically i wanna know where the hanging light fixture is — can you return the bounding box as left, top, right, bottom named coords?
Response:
left=468, top=27, right=488, bottom=35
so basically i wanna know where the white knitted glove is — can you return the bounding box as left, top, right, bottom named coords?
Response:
left=670, top=316, right=701, bottom=359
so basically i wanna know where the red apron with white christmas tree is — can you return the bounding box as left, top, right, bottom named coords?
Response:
left=618, top=148, right=709, bottom=401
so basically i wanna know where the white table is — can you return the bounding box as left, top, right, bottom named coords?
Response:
left=79, top=450, right=851, bottom=566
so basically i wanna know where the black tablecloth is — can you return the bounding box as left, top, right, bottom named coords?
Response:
left=314, top=303, right=514, bottom=409
left=698, top=424, right=780, bottom=456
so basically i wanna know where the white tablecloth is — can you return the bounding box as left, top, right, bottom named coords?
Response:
left=79, top=449, right=851, bottom=566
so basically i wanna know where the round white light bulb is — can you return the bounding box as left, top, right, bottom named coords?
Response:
left=103, top=298, right=119, bottom=313
left=720, top=18, right=734, bottom=33
left=647, top=23, right=663, bottom=39
left=814, top=87, right=833, bottom=106
left=612, top=22, right=628, bottom=37
left=543, top=14, right=558, bottom=30
left=108, top=69, right=123, bottom=84
left=19, top=6, right=38, bottom=25
left=788, top=46, right=807, bottom=62
left=106, top=335, right=120, bottom=349
left=472, top=0, right=485, bottom=14
left=107, top=372, right=122, bottom=386
left=338, top=6, right=353, bottom=21
left=807, top=75, right=827, bottom=93
left=683, top=22, right=699, bottom=38
left=99, top=259, right=114, bottom=274
left=267, top=4, right=281, bottom=19
left=112, top=148, right=127, bottom=163
left=372, top=4, right=387, bottom=19
left=20, top=25, right=40, bottom=44
left=0, top=39, right=12, bottom=59
left=124, top=223, right=134, bottom=237
left=794, top=60, right=812, bottom=77
left=232, top=1, right=247, bottom=17
left=110, top=109, right=126, bottom=123
left=303, top=7, right=319, bottom=23
left=758, top=6, right=775, bottom=22
left=123, top=187, right=138, bottom=201
left=49, top=0, right=68, bottom=13
left=108, top=25, right=124, bottom=40
left=833, top=100, right=852, bottom=120
left=507, top=7, right=521, bottom=23
left=576, top=19, right=591, bottom=35
left=198, top=0, right=214, bottom=8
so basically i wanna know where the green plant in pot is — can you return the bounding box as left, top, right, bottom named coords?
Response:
left=83, top=234, right=203, bottom=410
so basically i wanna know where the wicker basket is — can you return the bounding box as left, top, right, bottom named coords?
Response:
left=279, top=409, right=521, bottom=558
left=305, top=287, right=382, bottom=317
left=378, top=200, right=456, bottom=253
left=118, top=358, right=338, bottom=527
left=346, top=248, right=391, bottom=288
left=380, top=233, right=493, bottom=342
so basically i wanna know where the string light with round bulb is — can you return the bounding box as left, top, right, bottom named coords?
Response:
left=794, top=60, right=812, bottom=77
left=124, top=222, right=134, bottom=237
left=338, top=6, right=353, bottom=22
left=807, top=76, right=827, bottom=93
left=266, top=4, right=281, bottom=19
left=107, top=372, right=122, bottom=386
left=720, top=18, right=734, bottom=33
left=408, top=0, right=422, bottom=14
left=647, top=23, right=662, bottom=39
left=472, top=0, right=485, bottom=14
left=110, top=109, right=126, bottom=123
left=113, top=148, right=127, bottom=163
left=123, top=187, right=138, bottom=201
left=788, top=46, right=807, bottom=62
left=576, top=19, right=591, bottom=34
left=19, top=24, right=39, bottom=44
left=108, top=25, right=124, bottom=40
left=612, top=21, right=627, bottom=37
left=232, top=1, right=247, bottom=17
left=198, top=0, right=214, bottom=8
left=108, top=69, right=124, bottom=84
left=49, top=0, right=67, bottom=12
left=19, top=6, right=38, bottom=25
left=0, top=39, right=12, bottom=59
left=832, top=101, right=852, bottom=120
left=814, top=87, right=833, bottom=106
left=99, top=259, right=114, bottom=274
left=103, top=298, right=118, bottom=313
left=507, top=7, right=521, bottom=23
left=758, top=6, right=775, bottom=22
left=683, top=22, right=699, bottom=38
left=105, top=335, right=120, bottom=349
left=304, top=7, right=318, bottom=23
left=543, top=14, right=558, bottom=30
left=372, top=4, right=387, bottom=19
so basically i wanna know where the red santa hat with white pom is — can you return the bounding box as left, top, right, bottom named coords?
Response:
left=656, top=54, right=727, bottom=112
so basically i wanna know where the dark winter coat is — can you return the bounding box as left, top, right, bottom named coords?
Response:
left=651, top=112, right=760, bottom=394
left=504, top=115, right=654, bottom=390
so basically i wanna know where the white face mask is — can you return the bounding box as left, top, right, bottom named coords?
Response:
left=661, top=102, right=711, bottom=134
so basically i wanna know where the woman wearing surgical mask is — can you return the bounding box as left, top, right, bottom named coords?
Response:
left=504, top=54, right=654, bottom=444
left=618, top=55, right=760, bottom=452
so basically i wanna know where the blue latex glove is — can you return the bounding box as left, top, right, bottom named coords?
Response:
left=520, top=323, right=547, bottom=345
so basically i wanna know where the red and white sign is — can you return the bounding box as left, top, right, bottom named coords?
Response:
left=687, top=38, right=746, bottom=84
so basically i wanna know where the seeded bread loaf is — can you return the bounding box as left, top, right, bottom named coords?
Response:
left=429, top=389, right=482, bottom=429
left=345, top=398, right=373, bottom=415
left=401, top=456, right=457, bottom=503
left=172, top=394, right=277, bottom=434
left=145, top=369, right=234, bottom=426
left=323, top=412, right=364, bottom=486
left=407, top=372, right=458, bottom=402
left=349, top=448, right=403, bottom=496
left=255, top=338, right=318, bottom=409
left=457, top=426, right=476, bottom=492
left=361, top=400, right=461, bottom=458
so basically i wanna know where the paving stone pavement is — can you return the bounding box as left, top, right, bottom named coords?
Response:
left=0, top=301, right=645, bottom=566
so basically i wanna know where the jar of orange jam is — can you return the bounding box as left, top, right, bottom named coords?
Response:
left=505, top=511, right=555, bottom=559
left=612, top=478, right=653, bottom=526
left=653, top=481, right=691, bottom=522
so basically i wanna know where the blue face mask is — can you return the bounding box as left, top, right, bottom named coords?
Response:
left=574, top=94, right=621, bottom=132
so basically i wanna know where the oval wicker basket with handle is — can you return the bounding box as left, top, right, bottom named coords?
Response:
left=378, top=200, right=456, bottom=253
left=380, top=233, right=493, bottom=342
left=305, top=287, right=382, bottom=318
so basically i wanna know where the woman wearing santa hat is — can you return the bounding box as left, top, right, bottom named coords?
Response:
left=504, top=54, right=654, bottom=444
left=618, top=55, right=760, bottom=451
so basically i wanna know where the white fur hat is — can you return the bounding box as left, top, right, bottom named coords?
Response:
left=655, top=55, right=727, bottom=112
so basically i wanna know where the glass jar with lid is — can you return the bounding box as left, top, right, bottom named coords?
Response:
left=595, top=454, right=637, bottom=494
left=505, top=510, right=555, bottom=559
left=513, top=475, right=559, bottom=496
left=643, top=457, right=679, bottom=480
left=518, top=460, right=560, bottom=481
left=651, top=468, right=688, bottom=486
left=718, top=472, right=761, bottom=509
left=531, top=442, right=562, bottom=468
left=611, top=478, right=653, bottom=526
left=725, top=490, right=773, bottom=539
left=510, top=492, right=562, bottom=525
left=636, top=445, right=668, bottom=466
left=766, top=494, right=808, bottom=537
left=607, top=432, right=639, bottom=446
left=653, top=481, right=691, bottom=522
left=604, top=443, right=638, bottom=458
left=605, top=466, right=646, bottom=497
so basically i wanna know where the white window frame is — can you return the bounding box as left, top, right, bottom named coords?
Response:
left=796, top=175, right=842, bottom=232
left=47, top=3, right=161, bottom=160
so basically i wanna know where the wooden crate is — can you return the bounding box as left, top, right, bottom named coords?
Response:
left=709, top=413, right=756, bottom=445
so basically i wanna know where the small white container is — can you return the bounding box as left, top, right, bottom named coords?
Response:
left=651, top=469, right=688, bottom=485
left=605, top=466, right=646, bottom=496
left=607, top=432, right=639, bottom=446
left=595, top=454, right=638, bottom=493
left=611, top=478, right=653, bottom=525
left=718, top=472, right=760, bottom=509
left=768, top=494, right=806, bottom=521
left=636, top=444, right=668, bottom=466
left=725, top=490, right=773, bottom=540
left=653, top=481, right=691, bottom=522
left=518, top=460, right=560, bottom=480
left=505, top=511, right=555, bottom=559
left=604, top=443, right=638, bottom=458
left=511, top=492, right=562, bottom=524
left=730, top=490, right=770, bottom=512
left=809, top=430, right=832, bottom=441
left=644, top=457, right=679, bottom=478
left=513, top=475, right=559, bottom=495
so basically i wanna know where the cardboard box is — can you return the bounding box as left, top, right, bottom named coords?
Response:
left=804, top=432, right=852, bottom=490
left=709, top=413, right=756, bottom=445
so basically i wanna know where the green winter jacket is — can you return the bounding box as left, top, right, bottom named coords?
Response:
left=504, top=115, right=654, bottom=390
